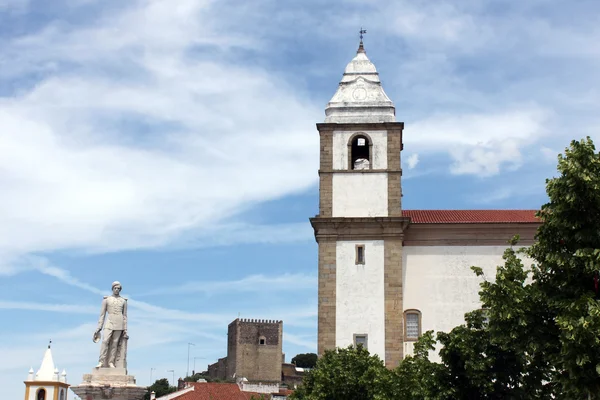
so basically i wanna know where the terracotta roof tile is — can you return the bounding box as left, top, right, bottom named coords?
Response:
left=162, top=382, right=269, bottom=400
left=403, top=210, right=540, bottom=224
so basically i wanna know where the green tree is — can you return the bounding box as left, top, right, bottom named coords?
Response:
left=392, top=331, right=446, bottom=399
left=293, top=137, right=600, bottom=399
left=527, top=137, right=600, bottom=398
left=143, top=378, right=176, bottom=400
left=424, top=138, right=600, bottom=398
left=290, top=346, right=392, bottom=400
left=291, top=353, right=318, bottom=368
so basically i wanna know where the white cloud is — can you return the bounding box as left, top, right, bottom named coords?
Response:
left=0, top=0, right=320, bottom=264
left=405, top=153, right=419, bottom=170
left=408, top=108, right=548, bottom=177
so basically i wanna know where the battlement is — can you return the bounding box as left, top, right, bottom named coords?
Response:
left=233, top=318, right=282, bottom=324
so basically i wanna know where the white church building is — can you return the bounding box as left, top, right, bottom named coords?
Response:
left=309, top=40, right=540, bottom=367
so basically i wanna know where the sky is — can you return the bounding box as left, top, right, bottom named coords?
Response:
left=1, top=0, right=600, bottom=398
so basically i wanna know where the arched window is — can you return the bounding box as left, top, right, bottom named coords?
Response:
left=59, top=389, right=65, bottom=400
left=348, top=134, right=372, bottom=170
left=404, top=310, right=422, bottom=341
left=36, top=388, right=46, bottom=400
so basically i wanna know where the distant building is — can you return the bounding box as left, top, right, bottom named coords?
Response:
left=280, top=363, right=307, bottom=388
left=208, top=318, right=283, bottom=383
left=24, top=342, right=69, bottom=400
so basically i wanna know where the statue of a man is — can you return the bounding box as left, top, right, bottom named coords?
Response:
left=94, top=281, right=128, bottom=368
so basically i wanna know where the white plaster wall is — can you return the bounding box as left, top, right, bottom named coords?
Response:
left=332, top=173, right=388, bottom=217
left=402, top=246, right=533, bottom=360
left=336, top=240, right=386, bottom=361
left=332, top=130, right=388, bottom=170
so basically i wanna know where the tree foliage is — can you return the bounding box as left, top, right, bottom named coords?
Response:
left=294, top=137, right=600, bottom=399
left=291, top=346, right=394, bottom=400
left=292, top=353, right=318, bottom=368
left=143, top=378, right=176, bottom=400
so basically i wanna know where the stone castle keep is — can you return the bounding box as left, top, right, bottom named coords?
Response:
left=208, top=318, right=283, bottom=382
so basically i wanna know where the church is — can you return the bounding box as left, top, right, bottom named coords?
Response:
left=309, top=40, right=540, bottom=367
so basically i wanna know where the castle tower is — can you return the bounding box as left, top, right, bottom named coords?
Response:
left=24, top=342, right=70, bottom=400
left=310, top=40, right=409, bottom=368
left=225, top=319, right=283, bottom=382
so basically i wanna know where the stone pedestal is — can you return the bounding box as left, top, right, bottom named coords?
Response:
left=71, top=368, right=146, bottom=400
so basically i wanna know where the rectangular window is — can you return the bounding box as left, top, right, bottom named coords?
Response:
left=357, top=138, right=366, bottom=146
left=353, top=334, right=368, bottom=350
left=355, top=245, right=365, bottom=264
left=405, top=312, right=420, bottom=340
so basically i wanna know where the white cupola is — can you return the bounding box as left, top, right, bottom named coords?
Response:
left=25, top=342, right=70, bottom=400
left=325, top=41, right=396, bottom=123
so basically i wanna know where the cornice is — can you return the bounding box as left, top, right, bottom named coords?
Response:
left=318, top=169, right=402, bottom=175
left=309, top=216, right=411, bottom=241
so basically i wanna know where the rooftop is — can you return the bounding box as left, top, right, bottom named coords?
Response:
left=156, top=382, right=268, bottom=400
left=403, top=210, right=540, bottom=224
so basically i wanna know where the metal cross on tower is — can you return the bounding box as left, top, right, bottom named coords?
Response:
left=359, top=28, right=367, bottom=42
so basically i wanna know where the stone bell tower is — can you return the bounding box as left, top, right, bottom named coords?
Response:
left=309, top=39, right=409, bottom=368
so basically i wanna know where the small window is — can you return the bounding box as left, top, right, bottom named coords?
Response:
left=59, top=389, right=65, bottom=400
left=404, top=310, right=421, bottom=341
left=37, top=388, right=46, bottom=400
left=355, top=245, right=365, bottom=265
left=259, top=336, right=266, bottom=345
left=353, top=334, right=368, bottom=350
left=357, top=138, right=366, bottom=146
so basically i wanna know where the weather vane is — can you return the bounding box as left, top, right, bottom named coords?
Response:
left=360, top=27, right=367, bottom=43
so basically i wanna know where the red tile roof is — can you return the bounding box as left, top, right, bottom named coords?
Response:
left=403, top=210, right=540, bottom=224
left=162, top=382, right=269, bottom=400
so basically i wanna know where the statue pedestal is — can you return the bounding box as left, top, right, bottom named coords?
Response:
left=71, top=368, right=146, bottom=400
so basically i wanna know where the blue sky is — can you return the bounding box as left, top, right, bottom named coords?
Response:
left=1, top=0, right=600, bottom=398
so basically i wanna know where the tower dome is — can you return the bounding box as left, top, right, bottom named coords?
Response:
left=325, top=42, right=396, bottom=123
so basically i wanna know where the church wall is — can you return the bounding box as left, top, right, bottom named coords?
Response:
left=332, top=174, right=388, bottom=217
left=332, top=130, right=388, bottom=170
left=402, top=245, right=534, bottom=360
left=336, top=240, right=386, bottom=361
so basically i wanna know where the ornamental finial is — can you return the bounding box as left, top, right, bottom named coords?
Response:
left=358, top=28, right=367, bottom=53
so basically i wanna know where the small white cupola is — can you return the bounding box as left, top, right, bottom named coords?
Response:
left=325, top=37, right=396, bottom=123
left=25, top=341, right=70, bottom=400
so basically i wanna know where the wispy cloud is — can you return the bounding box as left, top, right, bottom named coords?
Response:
left=139, top=273, right=316, bottom=297
left=0, top=300, right=96, bottom=314
left=0, top=0, right=319, bottom=264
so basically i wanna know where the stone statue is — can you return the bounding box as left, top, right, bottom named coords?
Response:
left=94, top=281, right=128, bottom=369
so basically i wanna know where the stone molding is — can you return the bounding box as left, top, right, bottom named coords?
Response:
left=319, top=169, right=402, bottom=174
left=316, top=122, right=405, bottom=131
left=310, top=217, right=411, bottom=241
left=403, top=222, right=541, bottom=246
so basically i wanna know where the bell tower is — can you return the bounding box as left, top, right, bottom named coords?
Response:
left=310, top=39, right=409, bottom=367
left=24, top=342, right=69, bottom=400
